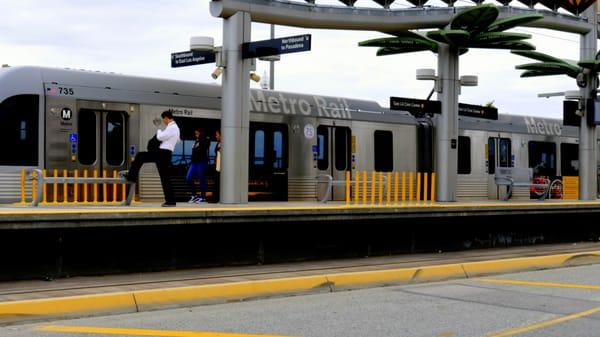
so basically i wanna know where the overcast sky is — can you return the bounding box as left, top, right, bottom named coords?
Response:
left=0, top=0, right=586, bottom=119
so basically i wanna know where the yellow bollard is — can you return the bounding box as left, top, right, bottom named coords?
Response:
left=431, top=172, right=436, bottom=202
left=362, top=171, right=367, bottom=203
left=386, top=172, right=391, bottom=203
left=371, top=171, right=376, bottom=203
left=345, top=171, right=351, bottom=204
left=73, top=170, right=79, bottom=203
left=93, top=170, right=98, bottom=203
left=63, top=169, right=68, bottom=203
left=102, top=170, right=108, bottom=203
left=42, top=169, right=47, bottom=204
left=402, top=172, right=406, bottom=202
left=20, top=168, right=26, bottom=204
left=416, top=172, right=421, bottom=202
left=424, top=172, right=429, bottom=204
left=408, top=172, right=414, bottom=202
left=53, top=169, right=58, bottom=203
left=122, top=177, right=127, bottom=202
left=354, top=171, right=360, bottom=204
left=378, top=172, right=383, bottom=204
left=394, top=172, right=399, bottom=203
left=83, top=170, right=88, bottom=203
left=31, top=170, right=37, bottom=203
left=113, top=170, right=118, bottom=203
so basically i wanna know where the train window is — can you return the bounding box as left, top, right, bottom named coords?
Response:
left=458, top=136, right=471, bottom=174
left=528, top=141, right=556, bottom=176
left=0, top=95, right=39, bottom=166
left=105, top=111, right=125, bottom=166
left=499, top=138, right=512, bottom=168
left=78, top=110, right=97, bottom=166
left=560, top=143, right=579, bottom=176
left=273, top=131, right=283, bottom=169
left=254, top=130, right=265, bottom=166
left=374, top=130, right=393, bottom=172
left=317, top=126, right=328, bottom=170
left=335, top=128, right=350, bottom=171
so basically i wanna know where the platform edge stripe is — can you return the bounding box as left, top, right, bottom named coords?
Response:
left=0, top=292, right=136, bottom=321
left=461, top=251, right=600, bottom=277
left=132, top=275, right=330, bottom=311
left=326, top=268, right=417, bottom=288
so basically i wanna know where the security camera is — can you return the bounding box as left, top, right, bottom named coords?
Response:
left=250, top=72, right=261, bottom=83
left=211, top=67, right=223, bottom=80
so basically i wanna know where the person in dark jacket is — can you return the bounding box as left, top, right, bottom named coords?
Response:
left=186, top=129, right=210, bottom=203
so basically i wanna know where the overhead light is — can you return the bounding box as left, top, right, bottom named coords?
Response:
left=416, top=68, right=437, bottom=81
left=459, top=75, right=478, bottom=87
left=250, top=72, right=261, bottom=83
left=190, top=36, right=215, bottom=52
left=211, top=67, right=223, bottom=80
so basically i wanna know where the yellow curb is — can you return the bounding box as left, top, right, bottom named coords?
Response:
left=133, top=275, right=330, bottom=311
left=0, top=292, right=135, bottom=323
left=0, top=250, right=598, bottom=324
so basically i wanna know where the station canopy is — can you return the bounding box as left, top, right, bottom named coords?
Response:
left=303, top=0, right=597, bottom=16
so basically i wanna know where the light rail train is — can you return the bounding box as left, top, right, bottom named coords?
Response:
left=0, top=66, right=597, bottom=203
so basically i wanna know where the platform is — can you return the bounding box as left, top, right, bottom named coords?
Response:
left=0, top=243, right=598, bottom=325
left=2, top=200, right=600, bottom=229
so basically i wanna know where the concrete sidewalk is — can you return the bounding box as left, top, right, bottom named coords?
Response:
left=0, top=245, right=599, bottom=325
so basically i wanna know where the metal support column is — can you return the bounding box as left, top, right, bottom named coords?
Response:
left=579, top=3, right=598, bottom=200
left=435, top=43, right=460, bottom=202
left=269, top=24, right=275, bottom=90
left=221, top=11, right=252, bottom=204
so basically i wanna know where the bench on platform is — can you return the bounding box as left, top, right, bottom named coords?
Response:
left=494, top=167, right=550, bottom=201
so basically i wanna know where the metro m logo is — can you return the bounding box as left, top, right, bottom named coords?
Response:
left=61, top=108, right=72, bottom=121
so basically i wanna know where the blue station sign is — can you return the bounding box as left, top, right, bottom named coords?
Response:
left=242, top=34, right=311, bottom=59
left=171, top=51, right=216, bottom=68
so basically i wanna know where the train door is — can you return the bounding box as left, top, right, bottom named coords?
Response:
left=316, top=125, right=351, bottom=201
left=77, top=109, right=128, bottom=176
left=487, top=136, right=512, bottom=199
left=249, top=123, right=288, bottom=201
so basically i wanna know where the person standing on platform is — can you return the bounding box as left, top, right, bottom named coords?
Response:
left=186, top=129, right=210, bottom=203
left=125, top=110, right=180, bottom=207
left=211, top=129, right=221, bottom=203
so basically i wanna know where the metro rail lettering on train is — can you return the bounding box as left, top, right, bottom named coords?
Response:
left=0, top=66, right=597, bottom=203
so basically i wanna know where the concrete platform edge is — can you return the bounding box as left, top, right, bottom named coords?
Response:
left=1, top=250, right=598, bottom=325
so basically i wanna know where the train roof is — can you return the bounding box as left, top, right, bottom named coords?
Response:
left=0, top=66, right=578, bottom=137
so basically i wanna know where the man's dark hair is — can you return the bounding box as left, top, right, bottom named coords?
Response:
left=161, top=110, right=174, bottom=119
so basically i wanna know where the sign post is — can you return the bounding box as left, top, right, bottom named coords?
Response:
left=242, top=34, right=311, bottom=59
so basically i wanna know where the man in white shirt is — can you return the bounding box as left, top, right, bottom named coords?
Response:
left=126, top=110, right=181, bottom=207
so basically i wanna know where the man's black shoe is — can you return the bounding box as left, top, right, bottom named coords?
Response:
left=161, top=202, right=176, bottom=207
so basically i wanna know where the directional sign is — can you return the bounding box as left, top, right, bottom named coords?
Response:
left=458, top=103, right=498, bottom=120
left=171, top=51, right=215, bottom=68
left=242, top=34, right=311, bottom=59
left=390, top=97, right=441, bottom=116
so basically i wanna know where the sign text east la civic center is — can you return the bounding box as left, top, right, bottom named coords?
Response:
left=390, top=97, right=498, bottom=120
left=242, top=34, right=311, bottom=59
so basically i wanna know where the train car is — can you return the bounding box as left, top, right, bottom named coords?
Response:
left=0, top=65, right=596, bottom=203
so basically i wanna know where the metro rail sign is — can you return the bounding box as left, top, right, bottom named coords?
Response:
left=458, top=103, right=498, bottom=120
left=242, top=34, right=311, bottom=59
left=171, top=51, right=216, bottom=68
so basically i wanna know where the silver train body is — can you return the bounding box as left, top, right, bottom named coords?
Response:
left=0, top=66, right=596, bottom=203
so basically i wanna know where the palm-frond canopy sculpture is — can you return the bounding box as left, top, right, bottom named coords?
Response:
left=512, top=49, right=600, bottom=78
left=359, top=5, right=542, bottom=56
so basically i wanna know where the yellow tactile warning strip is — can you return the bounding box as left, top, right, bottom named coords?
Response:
left=0, top=251, right=598, bottom=325
left=2, top=200, right=600, bottom=216
left=37, top=325, right=295, bottom=337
